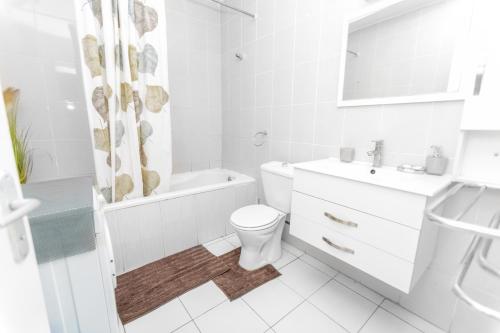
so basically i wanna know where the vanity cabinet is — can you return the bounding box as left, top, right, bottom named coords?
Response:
left=290, top=162, right=450, bottom=293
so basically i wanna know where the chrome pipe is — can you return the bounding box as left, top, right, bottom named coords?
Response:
left=206, top=0, right=256, bottom=18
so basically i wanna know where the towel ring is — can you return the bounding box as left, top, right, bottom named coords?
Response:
left=253, top=131, right=268, bottom=147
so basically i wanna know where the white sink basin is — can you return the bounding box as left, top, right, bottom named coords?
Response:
left=293, top=158, right=452, bottom=197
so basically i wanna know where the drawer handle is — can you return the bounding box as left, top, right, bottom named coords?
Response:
left=324, top=212, right=358, bottom=228
left=322, top=236, right=355, bottom=254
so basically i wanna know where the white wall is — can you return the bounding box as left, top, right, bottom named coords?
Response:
left=166, top=0, right=223, bottom=173
left=221, top=0, right=498, bottom=332
left=0, top=0, right=94, bottom=183
left=221, top=0, right=463, bottom=191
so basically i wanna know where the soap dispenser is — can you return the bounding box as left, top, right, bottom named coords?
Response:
left=426, top=146, right=448, bottom=176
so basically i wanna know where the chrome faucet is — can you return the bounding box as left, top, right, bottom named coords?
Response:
left=367, top=140, right=383, bottom=168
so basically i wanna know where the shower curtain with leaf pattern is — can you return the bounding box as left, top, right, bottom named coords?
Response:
left=74, top=0, right=172, bottom=203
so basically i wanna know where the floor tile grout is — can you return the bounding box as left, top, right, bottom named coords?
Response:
left=376, top=305, right=427, bottom=333
left=269, top=298, right=308, bottom=331
left=332, top=276, right=384, bottom=306
left=241, top=297, right=272, bottom=330
left=304, top=299, right=351, bottom=333
left=356, top=304, right=380, bottom=333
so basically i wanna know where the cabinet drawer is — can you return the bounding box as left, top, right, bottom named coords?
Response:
left=290, top=214, right=414, bottom=293
left=291, top=192, right=419, bottom=261
left=293, top=168, right=427, bottom=229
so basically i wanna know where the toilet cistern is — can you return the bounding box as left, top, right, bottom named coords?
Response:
left=367, top=140, right=383, bottom=168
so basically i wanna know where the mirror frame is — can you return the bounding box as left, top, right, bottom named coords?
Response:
left=337, top=0, right=469, bottom=107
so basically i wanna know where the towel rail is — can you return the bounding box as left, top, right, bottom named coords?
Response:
left=425, top=182, right=500, bottom=321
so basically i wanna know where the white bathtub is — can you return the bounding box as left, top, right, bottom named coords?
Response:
left=104, top=168, right=254, bottom=212
left=103, top=168, right=257, bottom=274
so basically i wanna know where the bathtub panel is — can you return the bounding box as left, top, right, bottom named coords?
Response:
left=104, top=211, right=124, bottom=273
left=137, top=203, right=165, bottom=264
left=103, top=169, right=257, bottom=275
left=160, top=196, right=198, bottom=257
left=195, top=188, right=235, bottom=243
left=111, top=202, right=164, bottom=272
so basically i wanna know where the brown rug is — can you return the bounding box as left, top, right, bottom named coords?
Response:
left=115, top=245, right=281, bottom=324
left=213, top=248, right=281, bottom=301
left=115, top=245, right=230, bottom=324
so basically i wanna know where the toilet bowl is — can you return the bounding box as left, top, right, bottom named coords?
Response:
left=230, top=205, right=286, bottom=270
left=230, top=161, right=294, bottom=270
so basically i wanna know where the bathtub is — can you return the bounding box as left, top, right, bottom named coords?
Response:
left=103, top=168, right=257, bottom=274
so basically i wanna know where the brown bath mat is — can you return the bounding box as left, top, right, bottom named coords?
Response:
left=115, top=245, right=230, bottom=324
left=213, top=247, right=281, bottom=300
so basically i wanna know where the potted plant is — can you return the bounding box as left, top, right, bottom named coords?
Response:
left=3, top=87, right=33, bottom=184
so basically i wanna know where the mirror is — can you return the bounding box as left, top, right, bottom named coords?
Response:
left=338, top=0, right=469, bottom=106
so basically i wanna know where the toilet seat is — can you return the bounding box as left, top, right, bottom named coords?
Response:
left=230, top=205, right=282, bottom=231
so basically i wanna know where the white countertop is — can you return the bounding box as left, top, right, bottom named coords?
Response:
left=293, top=158, right=453, bottom=197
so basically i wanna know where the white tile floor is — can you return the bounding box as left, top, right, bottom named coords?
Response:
left=124, top=234, right=447, bottom=333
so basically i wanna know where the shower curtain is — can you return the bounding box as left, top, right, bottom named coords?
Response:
left=74, top=0, right=172, bottom=202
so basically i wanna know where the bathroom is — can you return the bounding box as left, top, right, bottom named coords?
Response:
left=0, top=0, right=499, bottom=332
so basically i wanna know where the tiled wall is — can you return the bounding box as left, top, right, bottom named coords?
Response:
left=220, top=0, right=463, bottom=188
left=166, top=0, right=223, bottom=173
left=0, top=0, right=223, bottom=183
left=0, top=0, right=94, bottom=182
left=221, top=0, right=498, bottom=332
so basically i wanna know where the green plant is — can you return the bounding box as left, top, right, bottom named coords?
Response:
left=3, top=88, right=33, bottom=184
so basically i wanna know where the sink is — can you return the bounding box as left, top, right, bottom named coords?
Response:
left=293, top=158, right=453, bottom=197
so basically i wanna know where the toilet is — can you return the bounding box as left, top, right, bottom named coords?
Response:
left=230, top=161, right=293, bottom=270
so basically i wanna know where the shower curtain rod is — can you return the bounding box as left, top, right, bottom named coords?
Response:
left=206, top=0, right=256, bottom=18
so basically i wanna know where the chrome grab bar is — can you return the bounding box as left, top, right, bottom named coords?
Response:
left=322, top=236, right=354, bottom=254
left=324, top=212, right=358, bottom=228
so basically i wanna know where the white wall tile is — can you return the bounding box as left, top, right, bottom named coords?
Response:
left=221, top=2, right=468, bottom=331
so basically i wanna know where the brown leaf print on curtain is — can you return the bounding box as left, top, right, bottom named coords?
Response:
left=92, top=84, right=112, bottom=121
left=82, top=35, right=102, bottom=77
left=120, top=82, right=133, bottom=111
left=133, top=91, right=143, bottom=122
left=132, top=0, right=158, bottom=37
left=94, top=128, right=110, bottom=152
left=138, top=120, right=153, bottom=167
left=115, top=174, right=134, bottom=202
left=145, top=85, right=169, bottom=113
left=138, top=44, right=158, bottom=75
left=129, top=45, right=139, bottom=81
left=100, top=187, right=112, bottom=204
left=141, top=168, right=160, bottom=196
left=115, top=120, right=125, bottom=147
left=107, top=153, right=122, bottom=171
left=91, top=0, right=103, bottom=26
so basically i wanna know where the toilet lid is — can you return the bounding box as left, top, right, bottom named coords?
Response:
left=231, top=205, right=280, bottom=230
